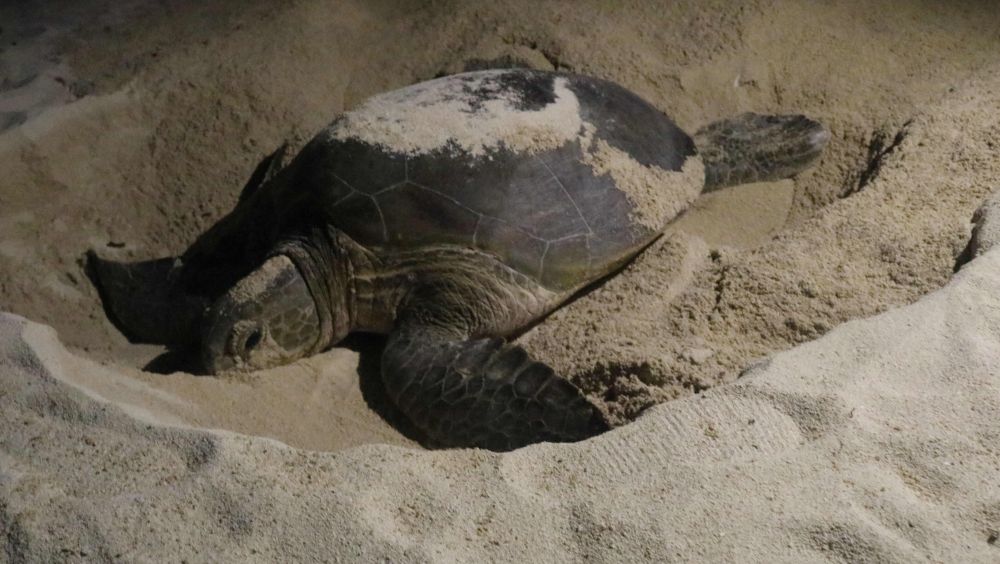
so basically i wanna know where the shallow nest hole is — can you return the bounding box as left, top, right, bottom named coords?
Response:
left=19, top=50, right=960, bottom=453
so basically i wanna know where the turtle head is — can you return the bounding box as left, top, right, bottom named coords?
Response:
left=201, top=255, right=322, bottom=374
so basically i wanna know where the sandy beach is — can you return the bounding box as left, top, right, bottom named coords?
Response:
left=2, top=0, right=1000, bottom=560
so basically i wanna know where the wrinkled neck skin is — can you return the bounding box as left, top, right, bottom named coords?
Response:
left=278, top=228, right=559, bottom=357
left=274, top=227, right=384, bottom=353
left=272, top=230, right=354, bottom=354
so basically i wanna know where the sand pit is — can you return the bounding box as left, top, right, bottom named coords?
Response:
left=3, top=0, right=1000, bottom=560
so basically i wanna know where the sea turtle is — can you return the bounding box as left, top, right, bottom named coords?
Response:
left=90, top=69, right=828, bottom=451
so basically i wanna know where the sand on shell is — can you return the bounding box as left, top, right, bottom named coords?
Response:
left=579, top=124, right=706, bottom=231
left=3, top=0, right=1000, bottom=560
left=329, top=71, right=585, bottom=158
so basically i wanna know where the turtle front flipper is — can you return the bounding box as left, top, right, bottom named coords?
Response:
left=87, top=253, right=208, bottom=346
left=381, top=308, right=610, bottom=451
left=695, top=112, right=830, bottom=192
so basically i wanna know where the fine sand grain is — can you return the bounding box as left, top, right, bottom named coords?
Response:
left=3, top=0, right=1000, bottom=560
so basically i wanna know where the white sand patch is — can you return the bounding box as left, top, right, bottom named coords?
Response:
left=580, top=123, right=705, bottom=230
left=326, top=70, right=584, bottom=157
left=227, top=255, right=294, bottom=305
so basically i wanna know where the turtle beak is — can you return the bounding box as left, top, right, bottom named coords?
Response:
left=200, top=287, right=263, bottom=375
left=199, top=275, right=261, bottom=375
left=199, top=255, right=321, bottom=374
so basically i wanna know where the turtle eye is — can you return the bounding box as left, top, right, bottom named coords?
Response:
left=228, top=325, right=264, bottom=358
left=243, top=327, right=263, bottom=353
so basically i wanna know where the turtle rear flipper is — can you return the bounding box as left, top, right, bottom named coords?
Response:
left=87, top=252, right=208, bottom=346
left=696, top=112, right=830, bottom=192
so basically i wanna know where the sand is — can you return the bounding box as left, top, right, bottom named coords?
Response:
left=579, top=127, right=706, bottom=231
left=329, top=71, right=586, bottom=158
left=3, top=0, right=1000, bottom=560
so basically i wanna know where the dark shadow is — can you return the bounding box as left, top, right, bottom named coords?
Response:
left=85, top=251, right=212, bottom=375
left=341, top=333, right=431, bottom=447
left=84, top=251, right=206, bottom=346
left=954, top=237, right=975, bottom=273
left=83, top=250, right=135, bottom=340
left=143, top=346, right=204, bottom=375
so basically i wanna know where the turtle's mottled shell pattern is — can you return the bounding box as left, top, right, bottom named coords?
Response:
left=292, top=69, right=697, bottom=292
